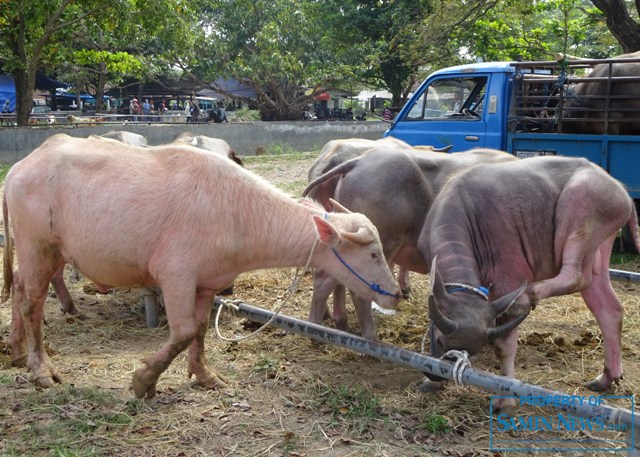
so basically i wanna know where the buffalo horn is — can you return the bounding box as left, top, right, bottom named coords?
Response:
left=428, top=256, right=459, bottom=335
left=429, top=295, right=459, bottom=335
left=487, top=311, right=530, bottom=341
left=342, top=226, right=374, bottom=245
left=329, top=198, right=352, bottom=214
left=492, top=283, right=527, bottom=317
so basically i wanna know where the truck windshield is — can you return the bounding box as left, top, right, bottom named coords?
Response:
left=404, top=76, right=488, bottom=120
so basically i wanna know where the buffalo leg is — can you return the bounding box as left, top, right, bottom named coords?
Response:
left=187, top=290, right=229, bottom=389
left=15, top=256, right=64, bottom=387
left=581, top=243, right=624, bottom=391
left=308, top=268, right=337, bottom=325
left=8, top=270, right=27, bottom=366
left=132, top=285, right=198, bottom=398
left=350, top=291, right=377, bottom=340
left=491, top=327, right=520, bottom=415
left=50, top=266, right=78, bottom=315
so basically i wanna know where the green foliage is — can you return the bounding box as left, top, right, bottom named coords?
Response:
left=6, top=385, right=133, bottom=455
left=0, top=164, right=11, bottom=184
left=461, top=0, right=619, bottom=61
left=422, top=413, right=452, bottom=434
left=313, top=383, right=386, bottom=434
left=230, top=106, right=261, bottom=122
left=265, top=142, right=297, bottom=156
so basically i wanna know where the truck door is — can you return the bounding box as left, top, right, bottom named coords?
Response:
left=386, top=76, right=489, bottom=151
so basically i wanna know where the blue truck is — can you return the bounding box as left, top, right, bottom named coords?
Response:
left=384, top=56, right=640, bottom=200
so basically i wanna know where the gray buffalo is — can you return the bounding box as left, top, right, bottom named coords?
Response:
left=100, top=131, right=149, bottom=147
left=172, top=132, right=243, bottom=165
left=303, top=146, right=516, bottom=339
left=418, top=156, right=639, bottom=413
left=561, top=51, right=640, bottom=135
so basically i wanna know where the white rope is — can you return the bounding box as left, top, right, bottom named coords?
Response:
left=214, top=238, right=319, bottom=343
left=420, top=326, right=471, bottom=385
left=442, top=349, right=471, bottom=385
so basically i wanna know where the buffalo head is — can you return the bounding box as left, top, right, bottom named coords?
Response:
left=428, top=257, right=529, bottom=357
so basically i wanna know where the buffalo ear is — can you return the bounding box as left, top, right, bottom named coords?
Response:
left=491, top=282, right=527, bottom=318
left=313, top=215, right=342, bottom=247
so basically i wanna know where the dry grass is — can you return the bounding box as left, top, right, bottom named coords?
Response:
left=0, top=152, right=639, bottom=457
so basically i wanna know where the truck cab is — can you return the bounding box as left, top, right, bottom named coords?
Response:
left=385, top=56, right=640, bottom=199
left=384, top=62, right=515, bottom=151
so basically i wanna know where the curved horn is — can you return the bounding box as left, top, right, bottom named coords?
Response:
left=302, top=160, right=359, bottom=198
left=492, top=283, right=527, bottom=318
left=329, top=198, right=352, bottom=214
left=341, top=226, right=373, bottom=245
left=433, top=144, right=453, bottom=153
left=428, top=256, right=458, bottom=335
left=429, top=295, right=458, bottom=336
left=487, top=311, right=530, bottom=341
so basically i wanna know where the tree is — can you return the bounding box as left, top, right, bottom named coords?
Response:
left=590, top=0, right=640, bottom=53
left=459, top=0, right=616, bottom=62
left=0, top=1, right=105, bottom=125
left=186, top=0, right=353, bottom=121
left=55, top=1, right=195, bottom=113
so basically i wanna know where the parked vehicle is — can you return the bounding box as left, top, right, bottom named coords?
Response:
left=384, top=55, right=640, bottom=199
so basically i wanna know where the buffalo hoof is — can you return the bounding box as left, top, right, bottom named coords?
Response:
left=131, top=364, right=161, bottom=399
left=418, top=378, right=445, bottom=393
left=32, top=365, right=63, bottom=388
left=494, top=404, right=517, bottom=418
left=11, top=354, right=28, bottom=368
left=583, top=377, right=619, bottom=392
left=131, top=371, right=157, bottom=399
left=33, top=373, right=63, bottom=388
left=195, top=370, right=230, bottom=390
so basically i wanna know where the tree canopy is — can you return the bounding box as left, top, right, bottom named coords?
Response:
left=0, top=0, right=638, bottom=124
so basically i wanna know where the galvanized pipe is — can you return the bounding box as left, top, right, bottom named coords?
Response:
left=610, top=268, right=640, bottom=283
left=213, top=297, right=637, bottom=440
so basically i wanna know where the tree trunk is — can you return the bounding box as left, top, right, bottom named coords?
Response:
left=13, top=69, right=36, bottom=126
left=591, top=0, right=640, bottom=53
left=95, top=69, right=107, bottom=114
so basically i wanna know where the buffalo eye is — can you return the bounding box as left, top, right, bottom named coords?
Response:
left=370, top=252, right=379, bottom=261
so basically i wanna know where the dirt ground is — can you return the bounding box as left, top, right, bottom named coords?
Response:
left=0, top=152, right=639, bottom=457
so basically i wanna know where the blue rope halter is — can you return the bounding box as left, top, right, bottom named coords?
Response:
left=331, top=247, right=400, bottom=298
left=322, top=211, right=399, bottom=299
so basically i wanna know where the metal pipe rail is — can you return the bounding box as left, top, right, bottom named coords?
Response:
left=213, top=297, right=639, bottom=452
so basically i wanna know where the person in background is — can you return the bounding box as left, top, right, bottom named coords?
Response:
left=142, top=99, right=151, bottom=118
left=1, top=99, right=11, bottom=124
left=382, top=106, right=393, bottom=121
left=129, top=98, right=140, bottom=121
left=190, top=100, right=200, bottom=123
left=211, top=100, right=228, bottom=123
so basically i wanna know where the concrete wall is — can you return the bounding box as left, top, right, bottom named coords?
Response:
left=0, top=121, right=389, bottom=165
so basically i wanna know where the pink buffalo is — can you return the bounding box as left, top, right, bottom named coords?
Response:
left=2, top=134, right=400, bottom=398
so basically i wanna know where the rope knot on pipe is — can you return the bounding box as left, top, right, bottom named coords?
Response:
left=441, top=350, right=471, bottom=385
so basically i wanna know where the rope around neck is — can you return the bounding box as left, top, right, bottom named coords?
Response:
left=444, top=282, right=489, bottom=301
left=214, top=238, right=319, bottom=343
